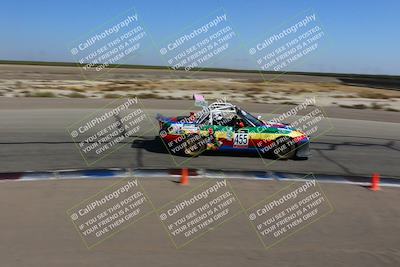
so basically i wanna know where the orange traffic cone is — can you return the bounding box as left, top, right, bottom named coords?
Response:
left=180, top=168, right=189, bottom=185
left=370, top=173, right=380, bottom=191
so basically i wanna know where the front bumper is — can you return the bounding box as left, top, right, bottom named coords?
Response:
left=295, top=141, right=310, bottom=158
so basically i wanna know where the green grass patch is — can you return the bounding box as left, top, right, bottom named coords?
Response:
left=67, top=92, right=86, bottom=98
left=29, top=91, right=56, bottom=97
left=103, top=93, right=122, bottom=98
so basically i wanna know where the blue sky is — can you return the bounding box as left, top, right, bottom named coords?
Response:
left=1, top=0, right=399, bottom=75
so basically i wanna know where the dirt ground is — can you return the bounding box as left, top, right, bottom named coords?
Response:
left=0, top=64, right=399, bottom=111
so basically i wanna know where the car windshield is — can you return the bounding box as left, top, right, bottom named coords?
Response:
left=237, top=108, right=264, bottom=127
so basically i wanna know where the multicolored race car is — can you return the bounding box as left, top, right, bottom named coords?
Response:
left=156, top=95, right=310, bottom=159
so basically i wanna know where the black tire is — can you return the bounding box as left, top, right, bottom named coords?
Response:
left=159, top=129, right=180, bottom=155
left=162, top=133, right=207, bottom=156
left=272, top=137, right=296, bottom=159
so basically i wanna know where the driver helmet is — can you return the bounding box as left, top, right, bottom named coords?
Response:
left=213, top=111, right=223, bottom=122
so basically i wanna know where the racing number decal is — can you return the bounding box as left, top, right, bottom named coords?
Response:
left=233, top=130, right=249, bottom=148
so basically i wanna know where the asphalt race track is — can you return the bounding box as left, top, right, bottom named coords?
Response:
left=0, top=98, right=399, bottom=178
left=0, top=98, right=399, bottom=267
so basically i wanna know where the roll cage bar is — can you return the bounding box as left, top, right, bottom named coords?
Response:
left=196, top=101, right=261, bottom=127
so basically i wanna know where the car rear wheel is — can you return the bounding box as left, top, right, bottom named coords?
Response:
left=182, top=134, right=207, bottom=156
left=272, top=137, right=295, bottom=159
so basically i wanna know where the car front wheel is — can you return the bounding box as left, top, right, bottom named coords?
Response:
left=272, top=137, right=296, bottom=159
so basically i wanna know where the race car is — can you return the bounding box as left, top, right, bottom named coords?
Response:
left=156, top=95, right=310, bottom=159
